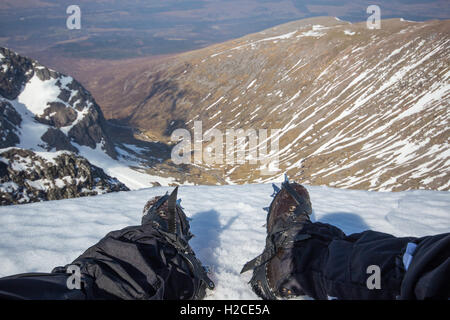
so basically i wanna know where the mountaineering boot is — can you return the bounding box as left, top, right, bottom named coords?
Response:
left=241, top=178, right=313, bottom=299
left=142, top=186, right=194, bottom=243
left=142, top=187, right=215, bottom=299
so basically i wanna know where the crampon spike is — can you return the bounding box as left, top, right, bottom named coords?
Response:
left=271, top=183, right=280, bottom=197
left=203, top=265, right=213, bottom=274
left=167, top=186, right=178, bottom=234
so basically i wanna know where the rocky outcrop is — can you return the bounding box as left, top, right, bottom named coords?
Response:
left=0, top=48, right=34, bottom=100
left=0, top=148, right=129, bottom=206
left=0, top=100, right=21, bottom=148
left=0, top=47, right=117, bottom=158
left=40, top=128, right=78, bottom=153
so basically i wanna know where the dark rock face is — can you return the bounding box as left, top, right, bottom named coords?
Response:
left=0, top=148, right=129, bottom=206
left=67, top=104, right=112, bottom=151
left=0, top=47, right=34, bottom=100
left=0, top=47, right=117, bottom=159
left=36, top=102, right=78, bottom=128
left=0, top=100, right=22, bottom=148
left=40, top=128, right=78, bottom=153
left=34, top=66, right=59, bottom=82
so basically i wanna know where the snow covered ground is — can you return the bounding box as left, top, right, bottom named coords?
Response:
left=0, top=183, right=449, bottom=299
left=74, top=142, right=178, bottom=190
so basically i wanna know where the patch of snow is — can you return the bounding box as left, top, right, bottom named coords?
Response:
left=34, top=150, right=70, bottom=164
left=257, top=30, right=297, bottom=42
left=247, top=79, right=257, bottom=89
left=400, top=18, right=417, bottom=23
left=17, top=75, right=61, bottom=117
left=8, top=99, right=49, bottom=151
left=59, top=106, right=90, bottom=134
left=397, top=83, right=450, bottom=120
left=312, top=25, right=328, bottom=31
left=298, top=30, right=325, bottom=38
left=17, top=74, right=89, bottom=133
left=205, top=97, right=224, bottom=111
left=59, top=75, right=73, bottom=88
left=120, top=144, right=147, bottom=155
left=25, top=179, right=49, bottom=191
left=73, top=142, right=176, bottom=190
left=0, top=181, right=19, bottom=193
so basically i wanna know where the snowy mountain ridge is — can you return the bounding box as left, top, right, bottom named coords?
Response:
left=86, top=17, right=449, bottom=191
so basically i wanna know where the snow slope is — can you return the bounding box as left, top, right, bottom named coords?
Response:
left=0, top=183, right=448, bottom=299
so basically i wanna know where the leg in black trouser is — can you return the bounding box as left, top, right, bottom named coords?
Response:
left=0, top=189, right=213, bottom=300
left=0, top=223, right=202, bottom=300
left=242, top=181, right=448, bottom=300
left=289, top=222, right=449, bottom=300
left=0, top=272, right=86, bottom=300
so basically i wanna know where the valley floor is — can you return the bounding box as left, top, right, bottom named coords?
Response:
left=0, top=184, right=449, bottom=299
